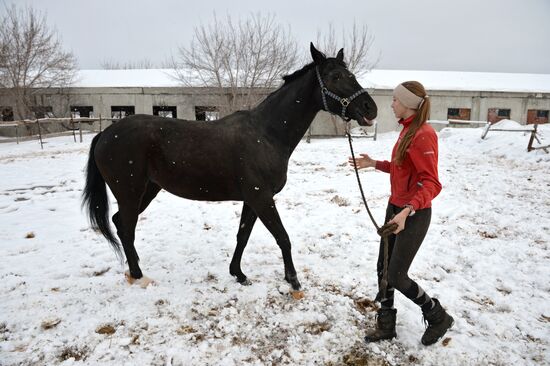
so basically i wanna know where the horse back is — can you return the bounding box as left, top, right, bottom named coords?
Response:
left=94, top=114, right=288, bottom=201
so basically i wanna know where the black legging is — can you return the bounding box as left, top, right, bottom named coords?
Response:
left=376, top=203, right=433, bottom=309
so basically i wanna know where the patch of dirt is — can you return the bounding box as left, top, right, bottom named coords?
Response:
left=41, top=318, right=61, bottom=330
left=354, top=298, right=379, bottom=315
left=0, top=322, right=8, bottom=341
left=330, top=195, right=350, bottom=207
left=95, top=324, right=116, bottom=335
left=176, top=325, right=197, bottom=335
left=303, top=321, right=331, bottom=335
left=408, top=354, right=419, bottom=363
left=464, top=295, right=495, bottom=307
left=496, top=286, right=512, bottom=295
left=330, top=342, right=390, bottom=366
left=92, top=267, right=110, bottom=276
left=478, top=230, right=497, bottom=239
left=59, top=345, right=89, bottom=362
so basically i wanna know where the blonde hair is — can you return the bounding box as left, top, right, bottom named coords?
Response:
left=394, top=81, right=430, bottom=165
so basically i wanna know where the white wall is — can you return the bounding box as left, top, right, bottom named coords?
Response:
left=2, top=87, right=549, bottom=136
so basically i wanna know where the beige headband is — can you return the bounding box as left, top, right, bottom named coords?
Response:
left=393, top=84, right=426, bottom=109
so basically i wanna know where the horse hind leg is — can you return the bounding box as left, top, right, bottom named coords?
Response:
left=112, top=180, right=161, bottom=227
left=113, top=181, right=161, bottom=288
left=112, top=181, right=161, bottom=263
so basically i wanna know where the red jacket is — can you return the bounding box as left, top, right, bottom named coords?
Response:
left=375, top=115, right=442, bottom=211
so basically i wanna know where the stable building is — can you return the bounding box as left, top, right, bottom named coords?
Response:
left=1, top=69, right=549, bottom=137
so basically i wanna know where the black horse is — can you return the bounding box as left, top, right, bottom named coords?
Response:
left=82, top=43, right=377, bottom=294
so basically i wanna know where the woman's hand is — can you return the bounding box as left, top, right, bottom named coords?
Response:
left=387, top=207, right=412, bottom=234
left=348, top=153, right=376, bottom=169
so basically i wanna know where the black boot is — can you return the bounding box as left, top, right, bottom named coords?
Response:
left=364, top=308, right=397, bottom=343
left=421, top=298, right=454, bottom=346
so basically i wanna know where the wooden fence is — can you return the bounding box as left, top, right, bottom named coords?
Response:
left=0, top=115, right=117, bottom=149
left=428, top=119, right=548, bottom=153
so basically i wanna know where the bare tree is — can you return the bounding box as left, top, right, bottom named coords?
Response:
left=316, top=21, right=379, bottom=77
left=100, top=58, right=156, bottom=70
left=0, top=4, right=77, bottom=120
left=170, top=13, right=299, bottom=116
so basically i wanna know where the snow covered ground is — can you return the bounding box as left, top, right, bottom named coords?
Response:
left=0, top=121, right=549, bottom=365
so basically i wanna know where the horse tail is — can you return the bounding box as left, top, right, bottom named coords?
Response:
left=82, top=133, right=122, bottom=260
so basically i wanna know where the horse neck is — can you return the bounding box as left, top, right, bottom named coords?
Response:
left=255, top=70, right=321, bottom=154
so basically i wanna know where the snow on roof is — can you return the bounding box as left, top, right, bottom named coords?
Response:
left=74, top=68, right=550, bottom=93
left=360, top=69, right=550, bottom=93
left=75, top=69, right=180, bottom=88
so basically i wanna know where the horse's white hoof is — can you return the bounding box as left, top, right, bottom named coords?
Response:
left=290, top=290, right=305, bottom=300
left=125, top=271, right=155, bottom=288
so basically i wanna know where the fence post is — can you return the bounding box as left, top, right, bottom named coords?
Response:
left=36, top=119, right=44, bottom=149
left=527, top=124, right=538, bottom=152
left=71, top=115, right=76, bottom=142
left=79, top=119, right=82, bottom=142
left=99, top=114, right=102, bottom=132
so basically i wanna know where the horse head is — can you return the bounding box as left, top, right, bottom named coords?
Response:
left=310, top=43, right=377, bottom=126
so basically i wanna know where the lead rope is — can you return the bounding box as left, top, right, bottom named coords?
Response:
left=345, top=124, right=396, bottom=301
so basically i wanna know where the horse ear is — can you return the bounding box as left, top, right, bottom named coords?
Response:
left=310, top=42, right=326, bottom=64
left=336, top=48, right=344, bottom=62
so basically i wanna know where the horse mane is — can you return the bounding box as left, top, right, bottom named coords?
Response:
left=282, top=58, right=348, bottom=85
left=282, top=62, right=316, bottom=84
left=256, top=57, right=348, bottom=109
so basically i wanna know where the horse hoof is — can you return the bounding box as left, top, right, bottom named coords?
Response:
left=240, top=278, right=252, bottom=286
left=290, top=290, right=305, bottom=300
left=234, top=276, right=252, bottom=286
left=125, top=271, right=155, bottom=288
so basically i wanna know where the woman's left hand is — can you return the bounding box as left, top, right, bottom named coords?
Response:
left=387, top=208, right=410, bottom=234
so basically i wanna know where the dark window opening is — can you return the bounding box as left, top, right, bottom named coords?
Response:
left=536, top=110, right=549, bottom=118
left=527, top=109, right=549, bottom=124
left=71, top=106, right=94, bottom=118
left=447, top=108, right=459, bottom=117
left=447, top=108, right=471, bottom=121
left=487, top=108, right=511, bottom=123
left=31, top=106, right=54, bottom=119
left=497, top=109, right=511, bottom=118
left=1, top=106, right=14, bottom=121
left=195, top=106, right=219, bottom=121
left=153, top=106, right=177, bottom=118
left=111, top=106, right=135, bottom=119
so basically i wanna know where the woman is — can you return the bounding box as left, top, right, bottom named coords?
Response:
left=349, top=81, right=454, bottom=346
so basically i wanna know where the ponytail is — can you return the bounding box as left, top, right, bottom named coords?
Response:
left=394, top=81, right=430, bottom=165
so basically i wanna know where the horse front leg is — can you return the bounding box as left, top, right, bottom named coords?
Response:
left=230, top=203, right=257, bottom=285
left=248, top=195, right=303, bottom=297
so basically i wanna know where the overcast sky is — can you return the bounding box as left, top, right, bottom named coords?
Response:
left=3, top=0, right=549, bottom=74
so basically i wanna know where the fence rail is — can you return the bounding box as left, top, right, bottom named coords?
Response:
left=428, top=118, right=548, bottom=153
left=0, top=116, right=118, bottom=148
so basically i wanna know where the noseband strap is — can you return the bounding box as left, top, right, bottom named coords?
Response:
left=315, top=66, right=368, bottom=122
